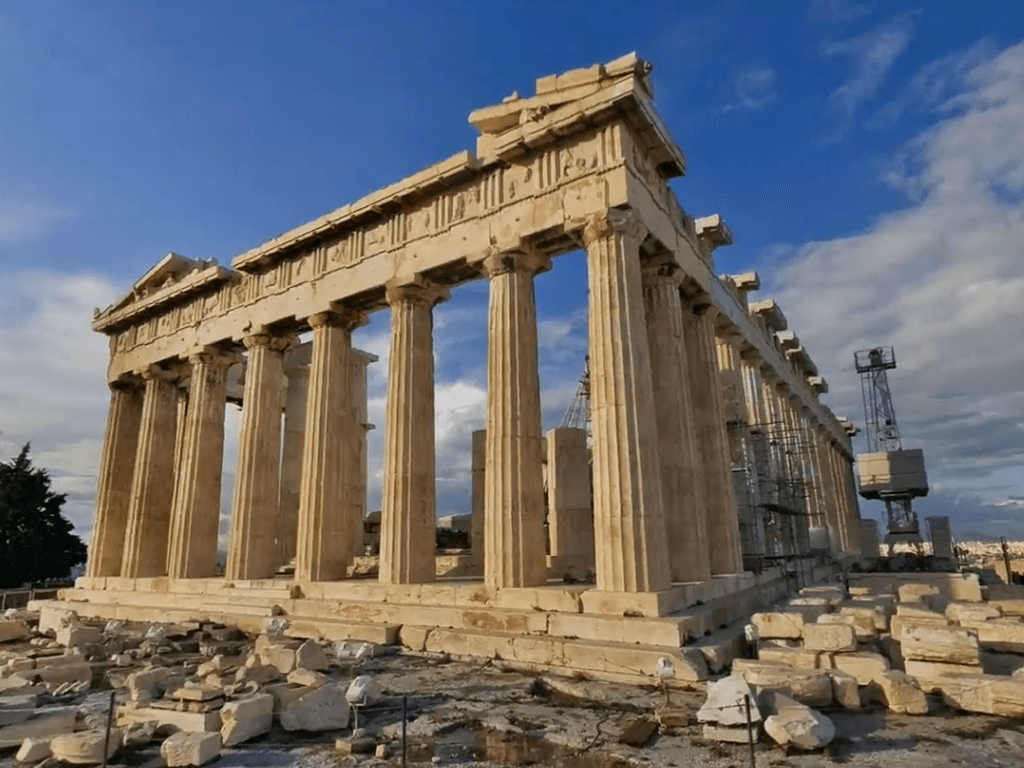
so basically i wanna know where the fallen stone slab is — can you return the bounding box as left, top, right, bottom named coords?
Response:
left=802, top=623, right=857, bottom=653
left=901, top=623, right=981, bottom=666
left=946, top=602, right=1001, bottom=626
left=898, top=584, right=942, bottom=604
left=0, top=709, right=77, bottom=748
left=37, top=607, right=77, bottom=638
left=287, top=668, right=327, bottom=688
left=762, top=692, right=835, bottom=750
left=837, top=605, right=889, bottom=632
left=220, top=694, right=273, bottom=746
left=0, top=693, right=39, bottom=726
left=117, top=705, right=221, bottom=735
left=255, top=635, right=299, bottom=675
left=55, top=625, right=103, bottom=648
left=280, top=683, right=351, bottom=732
left=756, top=645, right=819, bottom=669
left=990, top=599, right=1024, bottom=618
left=0, top=675, right=34, bottom=696
left=876, top=671, right=928, bottom=715
left=0, top=620, right=31, bottom=644
left=127, top=667, right=169, bottom=703
left=697, top=673, right=760, bottom=727
left=16, top=736, right=52, bottom=763
left=32, top=663, right=91, bottom=690
left=817, top=612, right=877, bottom=641
left=701, top=724, right=757, bottom=743
left=830, top=652, right=891, bottom=686
left=750, top=612, right=804, bottom=640
left=161, top=731, right=221, bottom=767
left=49, top=727, right=123, bottom=765
left=731, top=660, right=832, bottom=708
left=937, top=673, right=1024, bottom=716
left=975, top=619, right=1024, bottom=653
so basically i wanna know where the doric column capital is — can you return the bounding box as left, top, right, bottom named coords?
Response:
left=385, top=275, right=450, bottom=308
left=243, top=332, right=298, bottom=353
left=137, top=364, right=179, bottom=383
left=477, top=249, right=551, bottom=279
left=639, top=253, right=684, bottom=287
left=187, top=347, right=242, bottom=369
left=308, top=307, right=368, bottom=331
left=582, top=207, right=647, bottom=249
left=110, top=375, right=143, bottom=392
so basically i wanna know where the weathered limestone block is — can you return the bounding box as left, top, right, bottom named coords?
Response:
left=697, top=674, right=760, bottom=727
left=785, top=605, right=830, bottom=624
left=937, top=674, right=1024, bottom=716
left=762, top=693, right=834, bottom=750
left=34, top=663, right=91, bottom=690
left=731, top=660, right=832, bottom=708
left=220, top=694, right=273, bottom=746
left=838, top=605, right=888, bottom=632
left=948, top=574, right=984, bottom=602
left=255, top=636, right=297, bottom=674
left=751, top=612, right=805, bottom=640
left=826, top=669, right=860, bottom=709
left=295, top=640, right=329, bottom=671
left=905, top=659, right=993, bottom=690
left=0, top=621, right=31, bottom=644
left=817, top=612, right=877, bottom=642
left=16, top=736, right=52, bottom=763
left=990, top=599, right=1024, bottom=618
left=0, top=709, right=77, bottom=748
left=900, top=624, right=980, bottom=666
left=287, top=669, right=327, bottom=688
left=37, top=607, right=77, bottom=638
left=975, top=619, right=1024, bottom=653
left=946, top=602, right=1001, bottom=626
left=56, top=625, right=102, bottom=648
left=50, top=727, right=123, bottom=765
left=127, top=667, right=169, bottom=703
left=279, top=683, right=351, bottom=731
left=897, top=584, right=941, bottom=603
left=161, top=731, right=221, bottom=767
left=830, top=652, right=891, bottom=686
left=117, top=705, right=220, bottom=734
left=802, top=624, right=857, bottom=653
left=876, top=671, right=928, bottom=714
left=757, top=646, right=819, bottom=669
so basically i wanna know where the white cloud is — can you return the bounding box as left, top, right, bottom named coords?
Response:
left=722, top=67, right=779, bottom=113
left=0, top=199, right=71, bottom=243
left=824, top=12, right=917, bottom=133
left=762, top=39, right=1024, bottom=538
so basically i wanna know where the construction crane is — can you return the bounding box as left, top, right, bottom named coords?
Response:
left=854, top=346, right=929, bottom=546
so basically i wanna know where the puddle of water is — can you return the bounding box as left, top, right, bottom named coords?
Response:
left=405, top=726, right=632, bottom=767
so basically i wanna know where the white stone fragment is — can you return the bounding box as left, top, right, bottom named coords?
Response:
left=280, top=683, right=351, bottom=731
left=762, top=693, right=835, bottom=750
left=220, top=694, right=273, bottom=746
left=160, top=731, right=221, bottom=767
left=50, top=727, right=123, bottom=765
left=15, top=736, right=52, bottom=763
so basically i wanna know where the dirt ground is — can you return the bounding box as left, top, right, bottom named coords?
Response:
left=5, top=649, right=1023, bottom=768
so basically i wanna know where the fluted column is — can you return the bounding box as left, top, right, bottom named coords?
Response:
left=836, top=446, right=862, bottom=547
left=814, top=429, right=844, bottom=553
left=480, top=250, right=549, bottom=589
left=583, top=209, right=670, bottom=593
left=86, top=381, right=144, bottom=578
left=642, top=256, right=709, bottom=583
left=296, top=309, right=366, bottom=582
left=683, top=300, right=743, bottom=575
left=172, top=388, right=189, bottom=478
left=379, top=277, right=448, bottom=585
left=226, top=332, right=295, bottom=580
left=167, top=351, right=233, bottom=578
left=470, top=429, right=486, bottom=561
left=278, top=348, right=310, bottom=569
left=121, top=367, right=179, bottom=578
left=347, top=349, right=377, bottom=560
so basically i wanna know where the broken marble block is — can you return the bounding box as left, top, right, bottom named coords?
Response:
left=697, top=674, right=760, bottom=727
left=220, top=694, right=273, bottom=746
left=161, top=731, right=221, bottom=767
left=50, top=727, right=123, bottom=765
left=280, top=683, right=351, bottom=731
left=762, top=692, right=835, bottom=750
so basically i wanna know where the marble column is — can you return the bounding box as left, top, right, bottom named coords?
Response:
left=172, top=387, right=189, bottom=479
left=641, top=256, right=709, bottom=584
left=470, top=429, right=486, bottom=561
left=583, top=208, right=670, bottom=593
left=837, top=447, right=862, bottom=546
left=347, top=349, right=377, bottom=560
left=296, top=309, right=366, bottom=582
left=546, top=427, right=594, bottom=570
left=814, top=429, right=844, bottom=553
left=682, top=300, right=743, bottom=576
left=278, top=346, right=311, bottom=569
left=226, top=332, right=294, bottom=581
left=121, top=367, right=179, bottom=578
left=481, top=250, right=549, bottom=589
left=86, top=381, right=144, bottom=578
left=826, top=441, right=852, bottom=553
left=167, top=351, right=233, bottom=579
left=378, top=277, right=448, bottom=585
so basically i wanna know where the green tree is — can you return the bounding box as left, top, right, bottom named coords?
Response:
left=0, top=443, right=87, bottom=588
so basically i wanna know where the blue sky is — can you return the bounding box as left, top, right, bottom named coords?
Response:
left=1, top=0, right=1022, bottom=543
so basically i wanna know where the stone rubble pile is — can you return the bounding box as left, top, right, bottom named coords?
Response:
left=0, top=605, right=391, bottom=766
left=738, top=573, right=1024, bottom=725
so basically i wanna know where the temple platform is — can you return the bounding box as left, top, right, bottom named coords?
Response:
left=34, top=557, right=838, bottom=685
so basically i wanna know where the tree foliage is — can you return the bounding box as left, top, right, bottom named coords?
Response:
left=0, top=443, right=87, bottom=588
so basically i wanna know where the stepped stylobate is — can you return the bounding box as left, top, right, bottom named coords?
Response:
left=58, top=54, right=864, bottom=684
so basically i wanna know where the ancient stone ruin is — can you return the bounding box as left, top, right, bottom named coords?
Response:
left=51, top=54, right=864, bottom=682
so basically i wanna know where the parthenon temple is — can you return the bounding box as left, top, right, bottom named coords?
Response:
left=52, top=54, right=864, bottom=682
